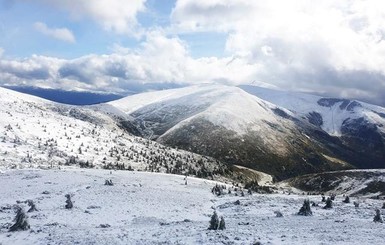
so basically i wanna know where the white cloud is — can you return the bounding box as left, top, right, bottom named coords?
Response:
left=0, top=47, right=4, bottom=57
left=1, top=30, right=385, bottom=105
left=109, top=43, right=131, bottom=54
left=33, top=0, right=147, bottom=34
left=3, top=0, right=385, bottom=106
left=171, top=0, right=385, bottom=104
left=0, top=32, right=259, bottom=92
left=34, top=22, right=75, bottom=43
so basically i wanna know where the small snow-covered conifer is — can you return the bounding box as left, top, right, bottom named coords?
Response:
left=9, top=206, right=30, bottom=232
left=373, top=209, right=383, bottom=223
left=65, top=194, right=73, bottom=209
left=343, top=196, right=350, bottom=203
left=218, top=216, right=226, bottom=230
left=208, top=211, right=219, bottom=230
left=298, top=199, right=312, bottom=216
left=27, top=200, right=37, bottom=212
left=105, top=179, right=114, bottom=186
left=323, top=197, right=333, bottom=209
left=274, top=211, right=283, bottom=217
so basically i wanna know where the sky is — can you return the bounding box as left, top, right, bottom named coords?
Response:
left=1, top=0, right=385, bottom=106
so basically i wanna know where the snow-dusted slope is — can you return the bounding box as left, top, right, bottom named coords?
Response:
left=0, top=87, right=236, bottom=181
left=109, top=84, right=295, bottom=136
left=108, top=85, right=303, bottom=163
left=283, top=169, right=385, bottom=197
left=239, top=84, right=385, bottom=136
left=3, top=84, right=383, bottom=180
left=1, top=169, right=385, bottom=244
left=240, top=84, right=385, bottom=169
left=106, top=84, right=362, bottom=179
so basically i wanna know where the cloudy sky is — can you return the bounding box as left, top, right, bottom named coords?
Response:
left=1, top=0, right=385, bottom=106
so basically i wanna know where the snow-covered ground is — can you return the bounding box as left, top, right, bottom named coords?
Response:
left=1, top=169, right=384, bottom=245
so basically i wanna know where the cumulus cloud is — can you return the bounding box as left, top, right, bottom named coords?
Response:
left=31, top=0, right=146, bottom=34
left=1, top=28, right=385, bottom=105
left=0, top=32, right=259, bottom=92
left=171, top=0, right=385, bottom=105
left=0, top=47, right=4, bottom=57
left=2, top=0, right=385, bottom=106
left=34, top=22, right=75, bottom=43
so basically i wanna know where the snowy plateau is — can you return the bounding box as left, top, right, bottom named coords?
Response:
left=1, top=169, right=385, bottom=245
left=0, top=85, right=385, bottom=244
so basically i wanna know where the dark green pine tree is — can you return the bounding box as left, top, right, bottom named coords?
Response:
left=208, top=211, right=219, bottom=230
left=298, top=199, right=312, bottom=216
left=218, top=216, right=226, bottom=230
left=65, top=194, right=73, bottom=209
left=343, top=196, right=350, bottom=203
left=323, top=197, right=333, bottom=209
left=373, top=209, right=383, bottom=223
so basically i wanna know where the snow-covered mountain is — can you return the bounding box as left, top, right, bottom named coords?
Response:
left=240, top=85, right=385, bottom=169
left=2, top=84, right=384, bottom=181
left=0, top=87, right=252, bottom=182
left=2, top=85, right=385, bottom=245
left=105, top=84, right=373, bottom=180
left=239, top=85, right=385, bottom=136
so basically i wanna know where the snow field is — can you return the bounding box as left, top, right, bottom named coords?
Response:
left=1, top=169, right=385, bottom=244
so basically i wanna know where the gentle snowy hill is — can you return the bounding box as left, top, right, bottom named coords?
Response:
left=0, top=87, right=248, bottom=183
left=108, top=84, right=295, bottom=138
left=1, top=169, right=384, bottom=244
left=106, top=84, right=373, bottom=179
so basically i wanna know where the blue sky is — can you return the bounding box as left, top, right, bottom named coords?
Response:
left=1, top=0, right=385, bottom=106
left=0, top=0, right=169, bottom=58
left=0, top=0, right=225, bottom=59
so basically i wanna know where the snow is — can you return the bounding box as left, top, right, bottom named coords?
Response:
left=0, top=86, right=229, bottom=178
left=108, top=84, right=296, bottom=144
left=324, top=169, right=385, bottom=197
left=239, top=84, right=385, bottom=136
left=108, top=85, right=211, bottom=115
left=1, top=85, right=385, bottom=244
left=233, top=165, right=273, bottom=186
left=278, top=169, right=385, bottom=198
left=1, top=168, right=385, bottom=244
left=0, top=87, right=49, bottom=104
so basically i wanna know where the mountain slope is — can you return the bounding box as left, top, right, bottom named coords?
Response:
left=106, top=85, right=361, bottom=179
left=0, top=87, right=240, bottom=181
left=240, top=85, right=385, bottom=169
left=282, top=169, right=385, bottom=197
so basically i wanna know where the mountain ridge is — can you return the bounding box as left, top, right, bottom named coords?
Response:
left=2, top=84, right=385, bottom=180
left=105, top=84, right=382, bottom=179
